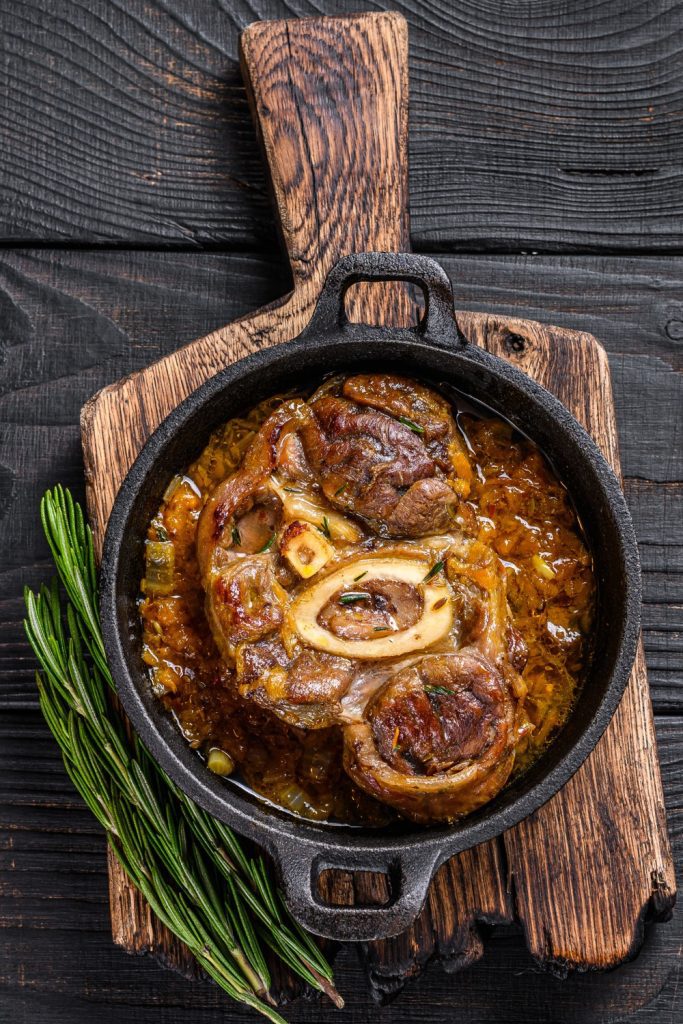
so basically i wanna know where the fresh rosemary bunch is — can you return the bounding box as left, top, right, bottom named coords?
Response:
left=24, top=486, right=342, bottom=1021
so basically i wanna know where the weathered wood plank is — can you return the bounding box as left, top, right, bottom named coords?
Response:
left=2, top=3, right=681, bottom=1021
left=82, top=307, right=675, bottom=998
left=2, top=712, right=681, bottom=1019
left=1, top=0, right=681, bottom=251
left=79, top=8, right=518, bottom=977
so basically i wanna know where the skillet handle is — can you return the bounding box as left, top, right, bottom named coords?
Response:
left=301, top=252, right=465, bottom=349
left=275, top=844, right=441, bottom=942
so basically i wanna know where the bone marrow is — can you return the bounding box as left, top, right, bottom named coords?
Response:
left=288, top=557, right=452, bottom=659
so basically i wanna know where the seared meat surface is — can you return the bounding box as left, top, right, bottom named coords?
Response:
left=343, top=650, right=516, bottom=822
left=207, top=557, right=285, bottom=653
left=194, top=374, right=529, bottom=823
left=299, top=393, right=459, bottom=537
left=237, top=637, right=355, bottom=728
left=342, top=373, right=469, bottom=473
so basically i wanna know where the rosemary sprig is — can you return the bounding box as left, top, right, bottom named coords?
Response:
left=24, top=487, right=342, bottom=1019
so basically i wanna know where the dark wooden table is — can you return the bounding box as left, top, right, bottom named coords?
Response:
left=1, top=2, right=681, bottom=1022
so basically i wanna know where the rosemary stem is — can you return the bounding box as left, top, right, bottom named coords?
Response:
left=24, top=487, right=343, bottom=1019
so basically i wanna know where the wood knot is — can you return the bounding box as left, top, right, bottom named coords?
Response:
left=664, top=318, right=683, bottom=342
left=503, top=331, right=528, bottom=355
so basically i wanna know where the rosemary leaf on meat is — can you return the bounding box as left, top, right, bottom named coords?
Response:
left=231, top=524, right=241, bottom=546
left=398, top=416, right=424, bottom=435
left=258, top=533, right=276, bottom=553
left=318, top=516, right=332, bottom=540
left=24, top=486, right=342, bottom=1019
left=422, top=559, right=445, bottom=582
left=424, top=684, right=452, bottom=697
left=339, top=591, right=371, bottom=605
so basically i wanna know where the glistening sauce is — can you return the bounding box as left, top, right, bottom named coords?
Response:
left=138, top=391, right=595, bottom=824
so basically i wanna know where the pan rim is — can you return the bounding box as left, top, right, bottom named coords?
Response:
left=100, top=329, right=641, bottom=866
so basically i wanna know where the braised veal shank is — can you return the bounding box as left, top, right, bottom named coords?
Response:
left=139, top=375, right=594, bottom=825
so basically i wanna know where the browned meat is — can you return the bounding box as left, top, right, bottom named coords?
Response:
left=450, top=575, right=487, bottom=646
left=447, top=541, right=528, bottom=701
left=299, top=395, right=458, bottom=537
left=276, top=431, right=317, bottom=485
left=342, top=373, right=464, bottom=471
left=241, top=397, right=318, bottom=487
left=206, top=557, right=285, bottom=656
left=237, top=636, right=355, bottom=728
left=506, top=624, right=529, bottom=673
left=385, top=477, right=458, bottom=537
left=196, top=468, right=279, bottom=577
left=447, top=541, right=510, bottom=666
left=342, top=650, right=516, bottom=823
left=243, top=398, right=306, bottom=471
left=191, top=377, right=529, bottom=823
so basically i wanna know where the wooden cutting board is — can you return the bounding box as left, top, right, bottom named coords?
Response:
left=80, top=11, right=675, bottom=1000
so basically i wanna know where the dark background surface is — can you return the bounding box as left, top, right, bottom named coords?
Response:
left=1, top=2, right=681, bottom=1022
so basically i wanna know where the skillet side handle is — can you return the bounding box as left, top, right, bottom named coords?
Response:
left=275, top=845, right=441, bottom=942
left=301, top=252, right=465, bottom=350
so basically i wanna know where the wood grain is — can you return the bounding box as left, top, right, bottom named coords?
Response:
left=1, top=713, right=680, bottom=1018
left=468, top=312, right=676, bottom=970
left=1, top=0, right=681, bottom=252
left=1, top=246, right=677, bottom=996
left=78, top=9, right=675, bottom=992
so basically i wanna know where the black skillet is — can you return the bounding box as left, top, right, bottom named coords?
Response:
left=100, top=251, right=641, bottom=942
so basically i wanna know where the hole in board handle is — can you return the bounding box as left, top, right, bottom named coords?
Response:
left=317, top=868, right=392, bottom=907
left=344, top=281, right=424, bottom=329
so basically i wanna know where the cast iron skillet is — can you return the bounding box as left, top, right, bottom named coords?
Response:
left=101, top=252, right=641, bottom=942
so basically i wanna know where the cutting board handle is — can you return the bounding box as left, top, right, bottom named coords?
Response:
left=240, top=12, right=414, bottom=326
